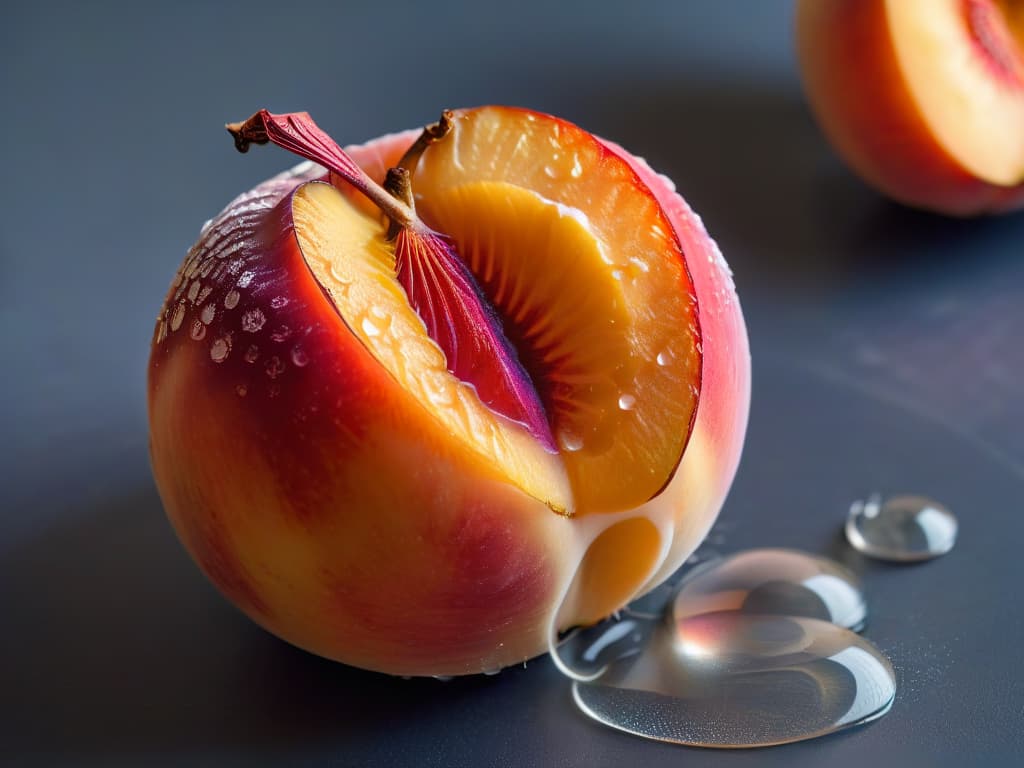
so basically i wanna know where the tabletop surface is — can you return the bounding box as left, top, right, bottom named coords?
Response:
left=3, top=1, right=1023, bottom=765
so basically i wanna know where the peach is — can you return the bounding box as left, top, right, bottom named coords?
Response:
left=797, top=0, right=1024, bottom=215
left=148, top=107, right=750, bottom=676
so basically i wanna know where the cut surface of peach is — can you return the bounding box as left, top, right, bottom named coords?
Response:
left=295, top=106, right=701, bottom=516
left=888, top=0, right=1024, bottom=185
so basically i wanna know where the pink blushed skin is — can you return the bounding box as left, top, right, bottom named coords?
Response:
left=148, top=116, right=750, bottom=676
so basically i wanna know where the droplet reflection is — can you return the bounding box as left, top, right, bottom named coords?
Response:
left=846, top=494, right=958, bottom=562
left=572, top=613, right=895, bottom=748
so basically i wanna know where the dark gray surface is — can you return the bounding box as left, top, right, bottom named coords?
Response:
left=2, top=1, right=1022, bottom=765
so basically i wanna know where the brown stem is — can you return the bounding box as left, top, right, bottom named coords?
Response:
left=397, top=110, right=454, bottom=174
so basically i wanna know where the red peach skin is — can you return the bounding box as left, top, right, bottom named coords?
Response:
left=149, top=128, right=750, bottom=676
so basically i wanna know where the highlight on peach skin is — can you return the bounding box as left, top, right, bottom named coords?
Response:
left=797, top=0, right=1024, bottom=216
left=147, top=106, right=750, bottom=677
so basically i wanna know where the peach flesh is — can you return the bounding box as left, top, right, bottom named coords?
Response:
left=797, top=0, right=1024, bottom=215
left=148, top=113, right=750, bottom=676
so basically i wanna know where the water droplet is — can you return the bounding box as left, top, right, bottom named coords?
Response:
left=846, top=494, right=957, bottom=562
left=290, top=346, right=309, bottom=367
left=238, top=270, right=255, bottom=288
left=611, top=270, right=624, bottom=281
left=570, top=155, right=583, bottom=178
left=170, top=301, right=186, bottom=331
left=241, top=308, right=266, bottom=333
left=672, top=549, right=866, bottom=632
left=271, top=325, right=292, bottom=343
left=265, top=355, right=285, bottom=378
left=618, top=394, right=636, bottom=411
left=235, top=384, right=247, bottom=397
left=210, top=335, right=231, bottom=363
left=361, top=316, right=381, bottom=337
left=200, top=303, right=216, bottom=325
left=187, top=280, right=201, bottom=303
left=656, top=350, right=672, bottom=367
left=544, top=165, right=558, bottom=179
left=270, top=295, right=289, bottom=309
left=189, top=319, right=206, bottom=341
left=244, top=344, right=260, bottom=363
left=224, top=290, right=240, bottom=309
left=572, top=613, right=895, bottom=747
left=558, top=429, right=584, bottom=452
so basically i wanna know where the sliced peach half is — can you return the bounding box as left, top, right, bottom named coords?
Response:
left=797, top=0, right=1024, bottom=214
left=285, top=106, right=701, bottom=516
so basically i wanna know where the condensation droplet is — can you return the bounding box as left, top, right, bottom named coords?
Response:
left=270, top=296, right=289, bottom=309
left=291, top=346, right=309, bottom=367
left=265, top=355, right=285, bottom=379
left=244, top=344, right=260, bottom=363
left=846, top=494, right=958, bottom=562
left=656, top=351, right=671, bottom=367
left=200, top=303, right=216, bottom=325
left=238, top=270, right=255, bottom=288
left=210, top=335, right=231, bottom=363
left=558, top=429, right=584, bottom=452
left=271, top=325, right=292, bottom=343
left=361, top=316, right=381, bottom=337
left=224, top=290, right=240, bottom=309
left=187, top=280, right=201, bottom=303
left=170, top=301, right=186, bottom=331
left=571, top=613, right=895, bottom=747
left=189, top=319, right=206, bottom=341
left=672, top=549, right=867, bottom=632
left=617, top=394, right=636, bottom=411
left=242, top=308, right=266, bottom=333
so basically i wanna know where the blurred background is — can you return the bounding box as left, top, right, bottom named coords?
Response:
left=2, top=1, right=1022, bottom=765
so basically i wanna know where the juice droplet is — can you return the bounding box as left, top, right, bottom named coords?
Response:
left=558, top=429, right=584, bottom=452
left=361, top=316, right=381, bottom=337
left=224, top=290, right=240, bottom=309
left=846, top=494, right=958, bottom=562
left=235, top=383, right=247, bottom=397
left=656, top=350, right=671, bottom=367
left=618, top=394, right=636, bottom=411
